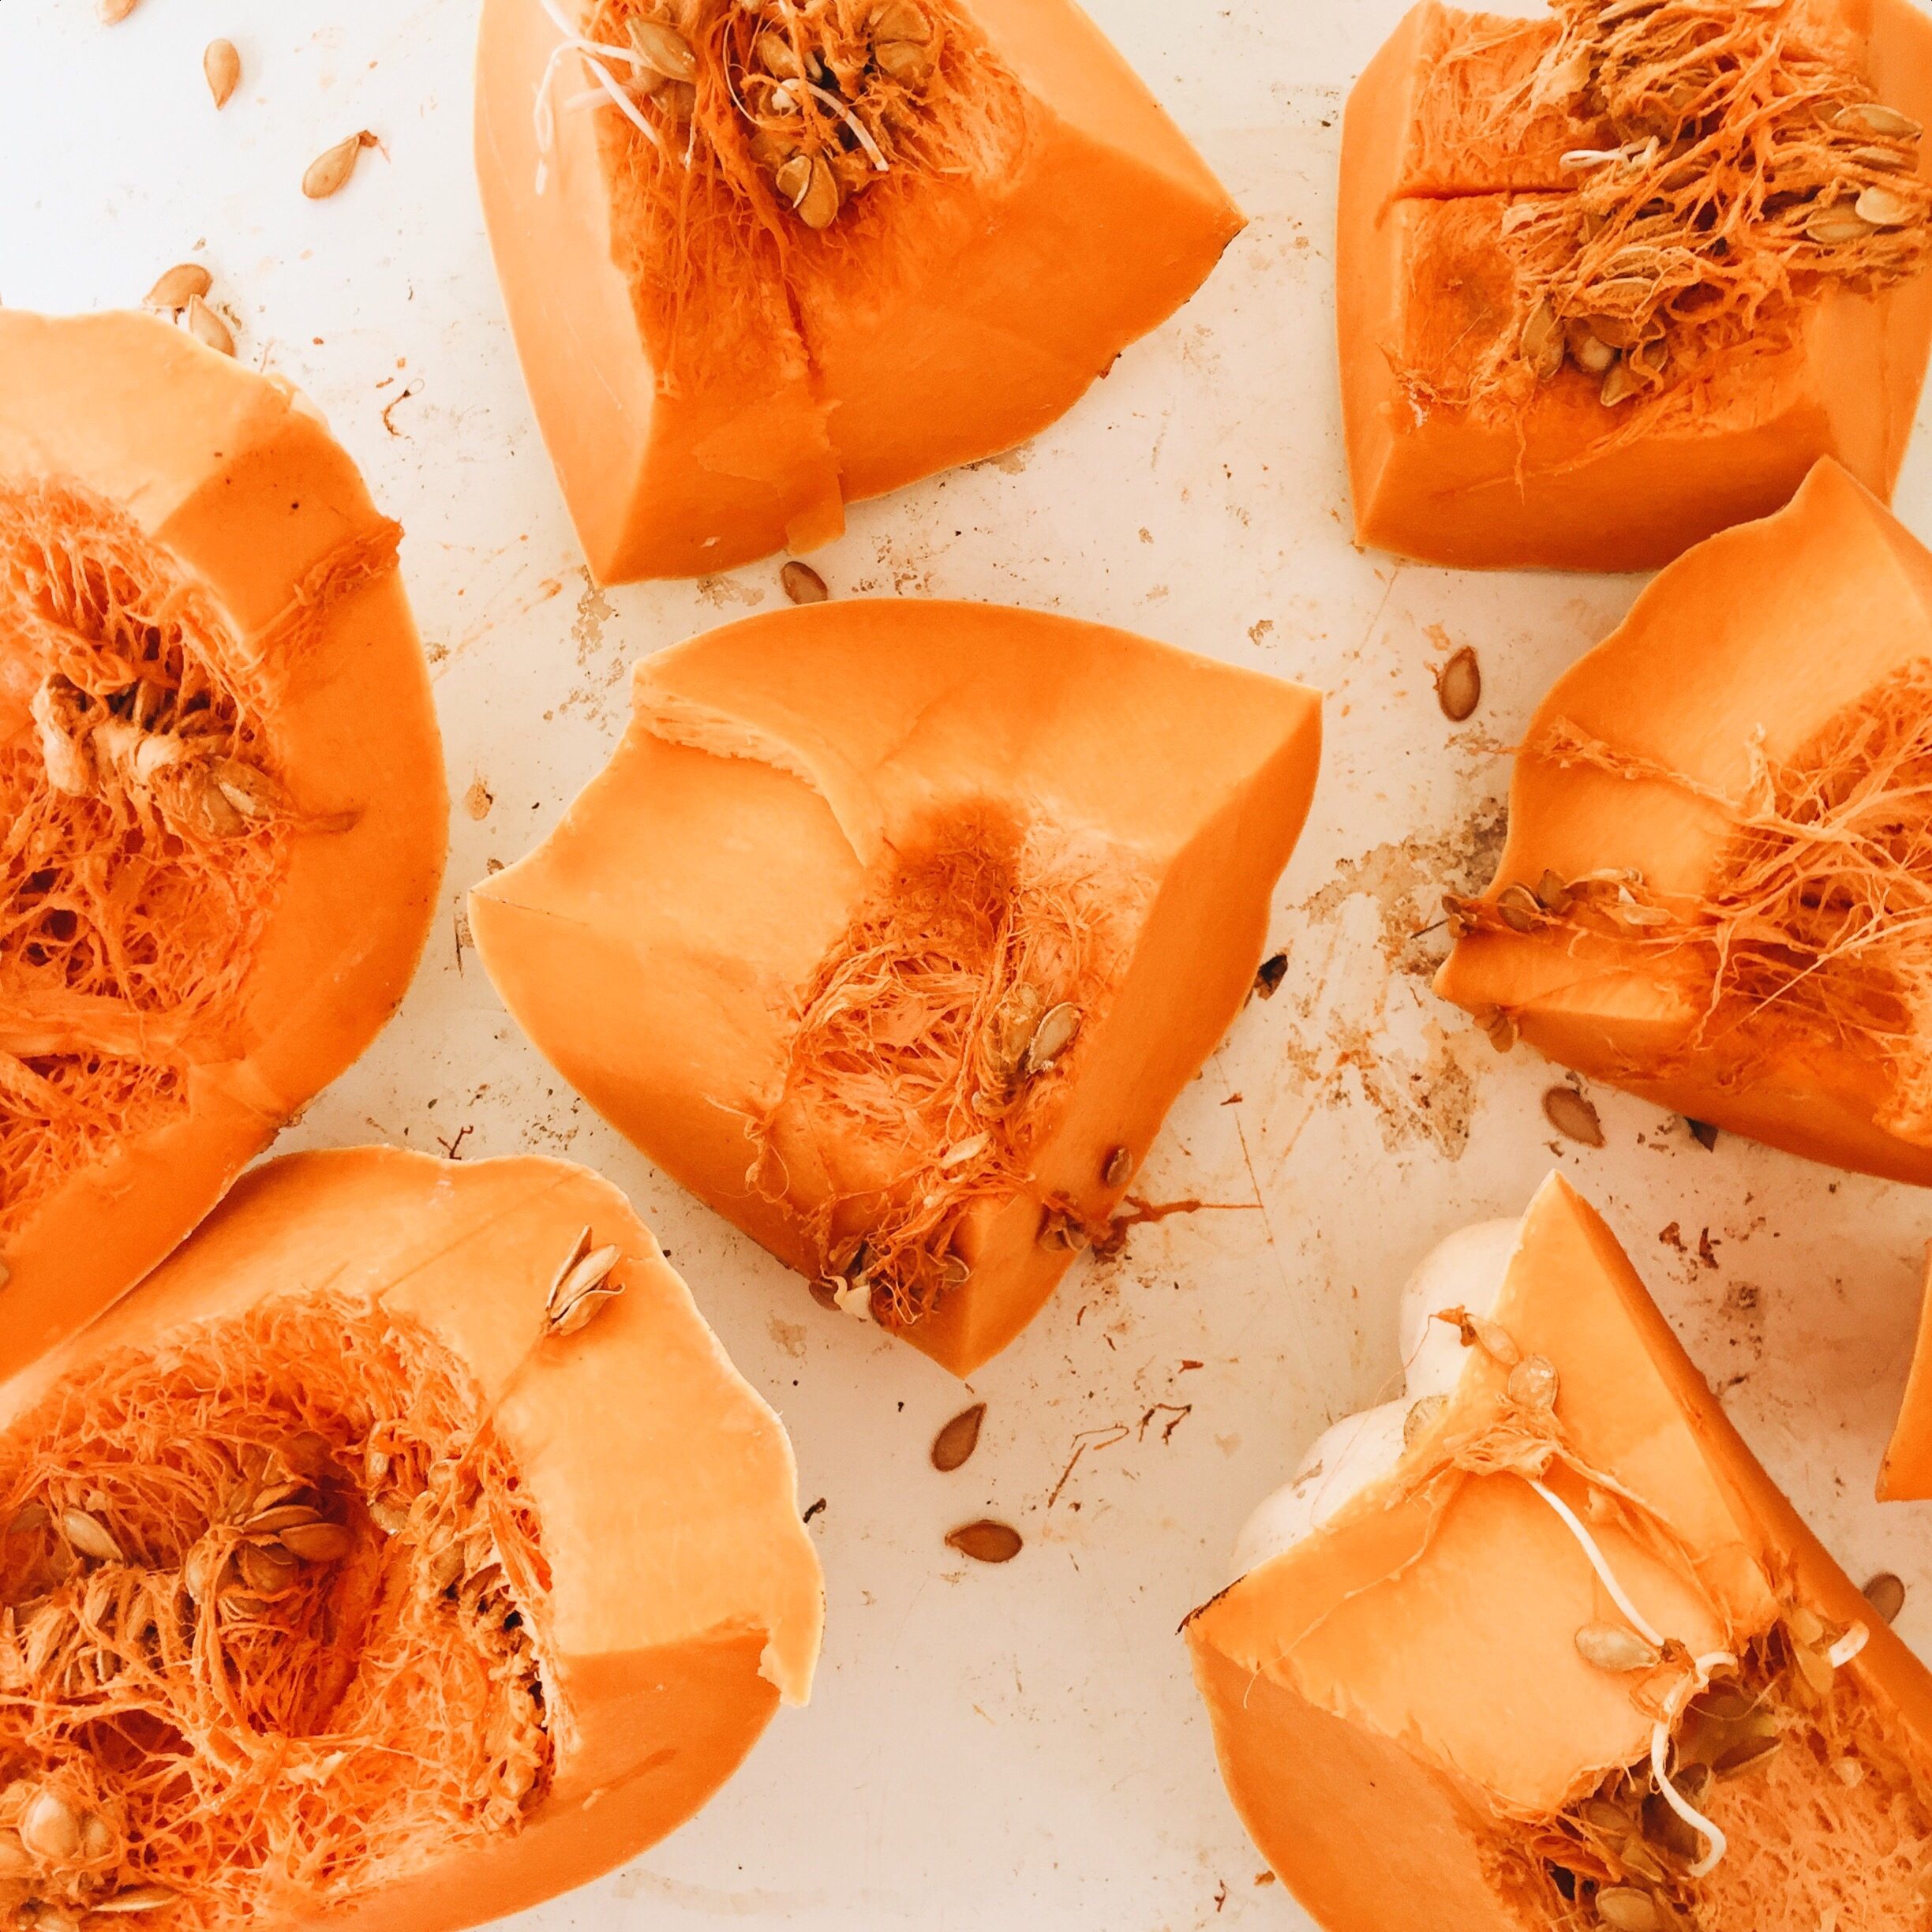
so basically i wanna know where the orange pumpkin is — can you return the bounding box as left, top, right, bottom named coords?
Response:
left=1342, top=0, right=1932, bottom=571
left=474, top=0, right=1244, bottom=581
left=1436, top=459, right=1932, bottom=1183
left=1880, top=1248, right=1932, bottom=1500
left=1189, top=1174, right=1932, bottom=1932
left=0, top=1145, right=822, bottom=1932
left=0, top=311, right=446, bottom=1381
left=470, top=600, right=1320, bottom=1374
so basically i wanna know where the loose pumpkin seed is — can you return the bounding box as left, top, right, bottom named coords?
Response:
left=144, top=262, right=212, bottom=311
left=204, top=38, right=240, bottom=108
left=630, top=17, right=698, bottom=81
left=1507, top=1354, right=1559, bottom=1410
left=1102, top=1144, right=1133, bottom=1187
left=1544, top=1086, right=1605, bottom=1148
left=545, top=1230, right=627, bottom=1337
left=62, top=1509, right=122, bottom=1564
left=184, top=295, right=235, bottom=358
left=930, top=1402, right=987, bottom=1472
left=1436, top=645, right=1481, bottom=721
left=1575, top=1623, right=1660, bottom=1673
left=99, top=0, right=140, bottom=21
left=1863, top=1571, right=1906, bottom=1623
left=303, top=133, right=371, bottom=200
left=1024, top=1002, right=1082, bottom=1075
left=1713, top=1734, right=1780, bottom=1777
left=1595, top=1887, right=1661, bottom=1930
left=945, top=1519, right=1021, bottom=1564
left=781, top=560, right=829, bottom=604
left=1403, top=1392, right=1448, bottom=1447
left=1855, top=184, right=1915, bottom=228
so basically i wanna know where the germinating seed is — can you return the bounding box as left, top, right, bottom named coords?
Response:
left=1574, top=1623, right=1659, bottom=1673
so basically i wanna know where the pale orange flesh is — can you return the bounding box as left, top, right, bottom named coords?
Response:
left=0, top=1146, right=822, bottom=1932
left=470, top=600, right=1320, bottom=1374
left=473, top=0, right=1244, bottom=582
left=0, top=311, right=447, bottom=1380
left=1189, top=1174, right=1932, bottom=1931
left=1339, top=0, right=1932, bottom=571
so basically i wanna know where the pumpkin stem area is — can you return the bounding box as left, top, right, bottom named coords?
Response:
left=1449, top=661, right=1932, bottom=1146
left=0, top=484, right=292, bottom=1249
left=749, top=803, right=1144, bottom=1330
left=543, top=0, right=1025, bottom=381
left=1447, top=0, right=1932, bottom=425
left=0, top=1296, right=554, bottom=1932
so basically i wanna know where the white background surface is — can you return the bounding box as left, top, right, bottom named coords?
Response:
left=6, top=2, right=1932, bottom=1927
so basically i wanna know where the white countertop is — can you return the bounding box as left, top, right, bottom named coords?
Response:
left=4, top=2, right=1931, bottom=1927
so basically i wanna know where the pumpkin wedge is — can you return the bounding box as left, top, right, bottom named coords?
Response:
left=0, top=311, right=446, bottom=1382
left=1879, top=1246, right=1932, bottom=1500
left=474, top=0, right=1244, bottom=582
left=1437, top=459, right=1932, bottom=1184
left=0, top=1145, right=822, bottom=1932
left=1189, top=1174, right=1932, bottom=1932
left=470, top=601, right=1320, bottom=1374
left=1342, top=0, right=1932, bottom=571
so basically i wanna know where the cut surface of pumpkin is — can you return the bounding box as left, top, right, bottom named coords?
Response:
left=0, top=311, right=446, bottom=1382
left=470, top=600, right=1320, bottom=1375
left=0, top=1145, right=822, bottom=1932
left=1342, top=0, right=1932, bottom=570
left=1437, top=459, right=1932, bottom=1184
left=1189, top=1174, right=1932, bottom=1932
left=474, top=0, right=1245, bottom=582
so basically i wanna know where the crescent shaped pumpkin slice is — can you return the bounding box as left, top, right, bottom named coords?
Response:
left=1436, top=459, right=1932, bottom=1184
left=0, top=1144, right=823, bottom=1932
left=1189, top=1173, right=1932, bottom=1932
left=1342, top=0, right=1932, bottom=570
left=474, top=0, right=1245, bottom=582
left=0, top=310, right=446, bottom=1380
left=470, top=600, right=1321, bottom=1375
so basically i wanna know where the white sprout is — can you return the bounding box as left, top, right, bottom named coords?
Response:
left=1829, top=1621, right=1870, bottom=1668
left=1527, top=1478, right=1665, bottom=1649
left=1561, top=147, right=1628, bottom=169
left=532, top=0, right=665, bottom=194
left=1649, top=1687, right=1731, bottom=1878
left=801, top=78, right=889, bottom=171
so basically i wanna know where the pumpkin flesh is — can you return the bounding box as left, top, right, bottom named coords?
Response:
left=0, top=312, right=446, bottom=1381
left=470, top=601, right=1321, bottom=1373
left=0, top=1146, right=822, bottom=1932
left=1188, top=1174, right=1932, bottom=1932
left=1341, top=0, right=1932, bottom=571
left=474, top=0, right=1245, bottom=581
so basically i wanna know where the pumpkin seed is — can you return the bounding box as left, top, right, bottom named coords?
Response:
left=1507, top=1354, right=1559, bottom=1411
left=0, top=1835, right=29, bottom=1880
left=144, top=262, right=212, bottom=311
left=1807, top=201, right=1875, bottom=244
left=99, top=0, right=140, bottom=20
left=90, top=1889, right=177, bottom=1915
left=1600, top=359, right=1639, bottom=407
left=1544, top=1086, right=1604, bottom=1148
left=279, top=1519, right=356, bottom=1563
left=1862, top=1571, right=1906, bottom=1623
left=784, top=152, right=841, bottom=230
left=629, top=17, right=698, bottom=81
left=1618, top=1839, right=1668, bottom=1882
left=62, top=1510, right=122, bottom=1564
left=303, top=133, right=370, bottom=200
left=871, top=0, right=931, bottom=38
left=874, top=38, right=937, bottom=83
left=1788, top=1602, right=1825, bottom=1645
left=1024, top=1002, right=1082, bottom=1076
left=7, top=1500, right=49, bottom=1535
left=1837, top=101, right=1922, bottom=139
left=753, top=28, right=803, bottom=79
left=1496, top=883, right=1542, bottom=934
left=781, top=560, right=829, bottom=604
left=1521, top=299, right=1564, bottom=381
left=235, top=1541, right=299, bottom=1594
left=1436, top=645, right=1481, bottom=721
left=19, top=1791, right=82, bottom=1863
left=1856, top=184, right=1915, bottom=228
left=1794, top=1640, right=1836, bottom=1698
left=184, top=295, right=234, bottom=358
left=204, top=38, right=240, bottom=108
left=246, top=1503, right=321, bottom=1535
left=1575, top=1623, right=1659, bottom=1673
left=945, top=1519, right=1021, bottom=1563
left=1567, top=325, right=1616, bottom=375
left=1640, top=1788, right=1702, bottom=1860
left=1037, top=1208, right=1089, bottom=1253
left=1595, top=1887, right=1661, bottom=1930
left=1713, top=1734, right=1780, bottom=1777
left=1102, top=1144, right=1133, bottom=1187
left=1403, top=1393, right=1448, bottom=1447
left=930, top=1402, right=987, bottom=1472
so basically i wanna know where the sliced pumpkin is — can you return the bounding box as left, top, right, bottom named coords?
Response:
left=470, top=600, right=1320, bottom=1374
left=1189, top=1173, right=1932, bottom=1932
left=1880, top=1247, right=1932, bottom=1500
left=1342, top=0, right=1932, bottom=570
left=0, top=310, right=446, bottom=1381
left=474, top=0, right=1244, bottom=582
left=0, top=1144, right=822, bottom=1932
left=1436, top=459, right=1932, bottom=1182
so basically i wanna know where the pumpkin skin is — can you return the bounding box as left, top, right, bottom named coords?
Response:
left=474, top=0, right=1245, bottom=582
left=1341, top=0, right=1932, bottom=571
left=1189, top=1174, right=1932, bottom=1932
left=0, top=311, right=446, bottom=1382
left=0, top=1146, right=822, bottom=1932
left=470, top=601, right=1320, bottom=1375
left=1436, top=460, right=1932, bottom=1185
